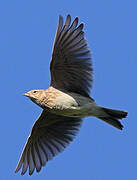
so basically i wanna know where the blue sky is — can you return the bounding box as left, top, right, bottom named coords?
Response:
left=0, top=0, right=137, bottom=179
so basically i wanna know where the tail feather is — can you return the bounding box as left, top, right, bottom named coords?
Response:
left=98, top=107, right=128, bottom=130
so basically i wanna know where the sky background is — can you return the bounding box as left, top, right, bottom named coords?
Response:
left=0, top=0, right=137, bottom=179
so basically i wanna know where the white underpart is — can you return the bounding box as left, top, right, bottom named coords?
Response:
left=52, top=92, right=105, bottom=118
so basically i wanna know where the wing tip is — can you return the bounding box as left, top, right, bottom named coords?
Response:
left=14, top=169, right=18, bottom=174
left=14, top=162, right=22, bottom=174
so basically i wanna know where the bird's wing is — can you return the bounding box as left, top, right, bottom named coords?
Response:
left=50, top=14, right=93, bottom=97
left=15, top=110, right=82, bottom=175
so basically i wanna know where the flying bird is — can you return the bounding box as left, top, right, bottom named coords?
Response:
left=15, top=14, right=128, bottom=175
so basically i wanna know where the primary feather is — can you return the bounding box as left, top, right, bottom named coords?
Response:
left=50, top=14, right=93, bottom=97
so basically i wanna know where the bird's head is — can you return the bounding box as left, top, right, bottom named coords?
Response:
left=23, top=89, right=45, bottom=107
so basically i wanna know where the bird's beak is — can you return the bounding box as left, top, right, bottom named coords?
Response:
left=23, top=92, right=30, bottom=97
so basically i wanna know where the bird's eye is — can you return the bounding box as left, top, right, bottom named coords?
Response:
left=33, top=90, right=38, bottom=93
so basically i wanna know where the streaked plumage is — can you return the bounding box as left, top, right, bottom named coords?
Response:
left=15, top=15, right=128, bottom=176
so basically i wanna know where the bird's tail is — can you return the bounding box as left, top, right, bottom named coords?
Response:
left=96, top=107, right=128, bottom=130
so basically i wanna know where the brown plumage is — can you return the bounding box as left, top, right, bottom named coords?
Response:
left=15, top=15, right=128, bottom=176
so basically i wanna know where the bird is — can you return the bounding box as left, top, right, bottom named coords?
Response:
left=15, top=14, right=128, bottom=176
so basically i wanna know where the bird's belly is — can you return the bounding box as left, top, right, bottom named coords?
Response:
left=42, top=90, right=95, bottom=117
left=50, top=103, right=94, bottom=118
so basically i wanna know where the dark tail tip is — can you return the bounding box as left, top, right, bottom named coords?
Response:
left=99, top=108, right=128, bottom=130
left=102, top=108, right=128, bottom=119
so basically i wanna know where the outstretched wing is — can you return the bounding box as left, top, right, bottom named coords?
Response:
left=50, top=15, right=93, bottom=97
left=15, top=110, right=82, bottom=175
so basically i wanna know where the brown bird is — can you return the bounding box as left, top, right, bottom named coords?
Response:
left=15, top=14, right=128, bottom=176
